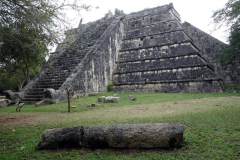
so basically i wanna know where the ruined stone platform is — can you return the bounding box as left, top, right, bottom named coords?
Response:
left=20, top=3, right=238, bottom=104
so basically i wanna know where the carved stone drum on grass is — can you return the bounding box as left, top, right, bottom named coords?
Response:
left=84, top=123, right=183, bottom=148
left=36, top=123, right=183, bottom=150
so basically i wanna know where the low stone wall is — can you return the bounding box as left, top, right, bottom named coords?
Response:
left=114, top=80, right=223, bottom=93
left=37, top=123, right=183, bottom=150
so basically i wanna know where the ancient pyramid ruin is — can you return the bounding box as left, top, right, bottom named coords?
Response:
left=20, top=3, right=239, bottom=104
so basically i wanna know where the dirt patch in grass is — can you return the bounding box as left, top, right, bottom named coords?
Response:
left=133, top=106, right=148, bottom=111
left=0, top=114, right=49, bottom=126
left=0, top=96, right=240, bottom=128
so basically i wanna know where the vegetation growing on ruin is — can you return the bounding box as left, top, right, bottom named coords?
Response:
left=0, top=92, right=240, bottom=159
left=212, top=0, right=240, bottom=67
left=107, top=82, right=114, bottom=92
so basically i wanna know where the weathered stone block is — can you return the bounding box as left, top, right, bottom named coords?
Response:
left=112, top=97, right=120, bottom=103
left=0, top=100, right=7, bottom=108
left=97, top=96, right=106, bottom=102
left=84, top=123, right=183, bottom=148
left=129, top=95, right=136, bottom=101
left=35, top=98, right=56, bottom=107
left=3, top=90, right=21, bottom=105
left=105, top=96, right=113, bottom=103
left=104, top=96, right=120, bottom=103
left=36, top=126, right=84, bottom=150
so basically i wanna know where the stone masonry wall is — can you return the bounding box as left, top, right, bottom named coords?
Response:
left=183, top=22, right=240, bottom=86
left=114, top=80, right=222, bottom=93
left=59, top=16, right=124, bottom=97
left=113, top=3, right=222, bottom=93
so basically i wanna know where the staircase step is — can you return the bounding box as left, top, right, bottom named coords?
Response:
left=24, top=95, right=44, bottom=99
left=26, top=91, right=44, bottom=95
left=36, top=81, right=65, bottom=85
left=45, top=70, right=72, bottom=74
left=34, top=84, right=61, bottom=89
left=23, top=98, right=43, bottom=102
left=40, top=77, right=67, bottom=81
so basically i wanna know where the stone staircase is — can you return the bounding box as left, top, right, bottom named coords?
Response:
left=23, top=17, right=116, bottom=104
left=23, top=51, right=88, bottom=103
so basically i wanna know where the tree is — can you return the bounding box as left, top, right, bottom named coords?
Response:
left=212, top=0, right=240, bottom=67
left=0, top=0, right=91, bottom=44
left=0, top=0, right=92, bottom=89
left=0, top=20, right=48, bottom=84
left=0, top=65, right=39, bottom=93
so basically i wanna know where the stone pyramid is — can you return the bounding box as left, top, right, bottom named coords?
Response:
left=20, top=3, right=226, bottom=104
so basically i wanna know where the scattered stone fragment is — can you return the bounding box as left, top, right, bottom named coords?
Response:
left=112, top=97, right=120, bottom=103
left=86, top=105, right=90, bottom=107
left=36, top=126, right=84, bottom=150
left=129, top=95, right=136, bottom=101
left=105, top=96, right=113, bottom=103
left=91, top=104, right=96, bottom=107
left=97, top=96, right=105, bottom=102
left=71, top=105, right=77, bottom=108
left=3, top=90, right=21, bottom=106
left=113, top=94, right=118, bottom=97
left=0, top=100, right=7, bottom=108
left=104, top=96, right=120, bottom=103
left=35, top=98, right=56, bottom=107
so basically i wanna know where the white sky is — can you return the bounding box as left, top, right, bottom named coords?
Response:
left=74, top=0, right=229, bottom=44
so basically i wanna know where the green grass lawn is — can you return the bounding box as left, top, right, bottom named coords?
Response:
left=0, top=92, right=240, bottom=159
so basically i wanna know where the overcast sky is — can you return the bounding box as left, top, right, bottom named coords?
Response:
left=73, top=0, right=229, bottom=43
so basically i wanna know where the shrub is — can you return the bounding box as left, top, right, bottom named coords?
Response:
left=107, top=82, right=114, bottom=92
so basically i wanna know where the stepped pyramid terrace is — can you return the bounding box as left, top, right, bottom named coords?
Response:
left=19, top=3, right=240, bottom=104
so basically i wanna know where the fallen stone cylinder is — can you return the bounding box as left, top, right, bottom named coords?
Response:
left=36, top=126, right=84, bottom=150
left=84, top=123, right=183, bottom=148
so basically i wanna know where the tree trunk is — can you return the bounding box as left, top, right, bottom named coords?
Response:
left=26, top=65, right=30, bottom=83
left=18, top=79, right=25, bottom=91
left=22, top=65, right=30, bottom=83
left=23, top=64, right=30, bottom=84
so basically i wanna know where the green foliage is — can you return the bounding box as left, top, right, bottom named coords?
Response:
left=0, top=0, right=92, bottom=44
left=0, top=67, right=40, bottom=93
left=207, top=60, right=215, bottom=69
left=212, top=0, right=240, bottom=29
left=214, top=27, right=240, bottom=67
left=0, top=21, right=48, bottom=82
left=223, top=84, right=240, bottom=92
left=212, top=0, right=240, bottom=66
left=107, top=82, right=114, bottom=92
left=0, top=0, right=92, bottom=91
left=0, top=69, right=25, bottom=93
